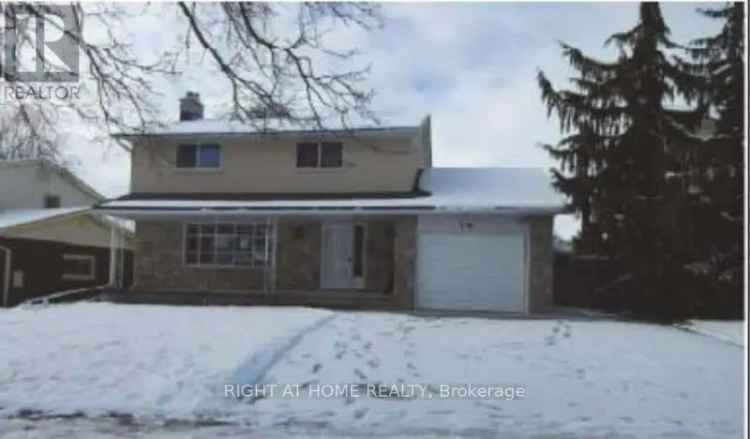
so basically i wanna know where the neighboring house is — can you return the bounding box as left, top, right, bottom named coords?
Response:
left=96, top=92, right=564, bottom=313
left=0, top=159, right=133, bottom=306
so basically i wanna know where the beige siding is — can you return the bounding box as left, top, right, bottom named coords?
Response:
left=0, top=163, right=100, bottom=209
left=131, top=132, right=426, bottom=194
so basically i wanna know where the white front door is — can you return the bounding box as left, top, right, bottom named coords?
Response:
left=321, top=223, right=355, bottom=289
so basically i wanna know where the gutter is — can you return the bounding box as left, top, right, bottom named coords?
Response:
left=94, top=205, right=566, bottom=218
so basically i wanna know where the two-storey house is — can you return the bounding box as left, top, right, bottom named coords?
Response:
left=98, top=92, right=564, bottom=313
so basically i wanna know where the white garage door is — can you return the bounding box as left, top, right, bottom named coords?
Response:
left=417, top=232, right=526, bottom=312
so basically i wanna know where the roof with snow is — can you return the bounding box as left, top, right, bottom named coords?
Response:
left=113, top=119, right=422, bottom=139
left=96, top=167, right=566, bottom=216
left=0, top=207, right=90, bottom=232
left=0, top=208, right=136, bottom=237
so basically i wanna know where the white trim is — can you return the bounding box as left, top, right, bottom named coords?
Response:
left=97, top=207, right=564, bottom=220
left=0, top=245, right=11, bottom=307
left=62, top=254, right=97, bottom=281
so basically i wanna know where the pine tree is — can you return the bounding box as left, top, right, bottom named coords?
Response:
left=538, top=2, right=705, bottom=318
left=676, top=3, right=745, bottom=315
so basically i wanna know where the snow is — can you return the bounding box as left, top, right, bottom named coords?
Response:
left=115, top=119, right=419, bottom=137
left=0, top=303, right=331, bottom=418
left=0, top=303, right=743, bottom=437
left=678, top=320, right=745, bottom=347
left=0, top=207, right=89, bottom=231
left=97, top=167, right=565, bottom=214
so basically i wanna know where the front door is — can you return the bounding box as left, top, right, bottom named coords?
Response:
left=321, top=222, right=354, bottom=289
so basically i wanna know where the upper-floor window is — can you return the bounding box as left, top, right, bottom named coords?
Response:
left=44, top=195, right=61, bottom=208
left=177, top=144, right=221, bottom=169
left=296, top=142, right=342, bottom=168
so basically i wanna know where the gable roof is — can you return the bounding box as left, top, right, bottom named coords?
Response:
left=95, top=167, right=566, bottom=216
left=0, top=159, right=105, bottom=202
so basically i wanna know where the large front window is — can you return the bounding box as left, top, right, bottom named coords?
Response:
left=184, top=223, right=272, bottom=268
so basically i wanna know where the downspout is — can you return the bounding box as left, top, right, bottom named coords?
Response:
left=0, top=245, right=11, bottom=307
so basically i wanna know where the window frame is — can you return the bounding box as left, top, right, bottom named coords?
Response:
left=183, top=222, right=274, bottom=270
left=176, top=144, right=222, bottom=170
left=61, top=254, right=96, bottom=281
left=296, top=141, right=343, bottom=169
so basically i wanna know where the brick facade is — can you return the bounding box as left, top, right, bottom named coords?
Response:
left=132, top=217, right=417, bottom=308
left=131, top=214, right=551, bottom=313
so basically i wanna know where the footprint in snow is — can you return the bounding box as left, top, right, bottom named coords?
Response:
left=354, top=369, right=367, bottom=380
left=311, top=363, right=322, bottom=374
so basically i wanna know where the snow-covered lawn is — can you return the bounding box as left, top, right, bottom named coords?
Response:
left=0, top=303, right=744, bottom=438
left=680, top=320, right=745, bottom=347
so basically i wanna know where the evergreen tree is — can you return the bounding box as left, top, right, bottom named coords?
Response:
left=676, top=3, right=745, bottom=314
left=538, top=2, right=705, bottom=318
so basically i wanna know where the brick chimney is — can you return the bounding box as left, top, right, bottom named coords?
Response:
left=179, top=91, right=204, bottom=121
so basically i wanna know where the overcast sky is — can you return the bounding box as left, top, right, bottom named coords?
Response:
left=63, top=1, right=722, bottom=239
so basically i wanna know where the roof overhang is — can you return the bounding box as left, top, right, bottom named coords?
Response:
left=114, top=125, right=421, bottom=142
left=94, top=204, right=565, bottom=220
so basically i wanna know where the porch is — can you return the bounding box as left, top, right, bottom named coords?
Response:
left=130, top=215, right=417, bottom=309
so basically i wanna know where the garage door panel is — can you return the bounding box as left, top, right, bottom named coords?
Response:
left=418, top=232, right=525, bottom=312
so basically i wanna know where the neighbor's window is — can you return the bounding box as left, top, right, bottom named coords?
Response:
left=177, top=144, right=221, bottom=169
left=296, top=142, right=343, bottom=168
left=44, top=195, right=61, bottom=208
left=184, top=223, right=273, bottom=268
left=62, top=254, right=96, bottom=281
